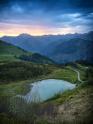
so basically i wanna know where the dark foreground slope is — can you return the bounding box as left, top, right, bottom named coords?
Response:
left=0, top=67, right=93, bottom=124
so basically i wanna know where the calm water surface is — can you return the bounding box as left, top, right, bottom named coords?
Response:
left=18, top=79, right=75, bottom=102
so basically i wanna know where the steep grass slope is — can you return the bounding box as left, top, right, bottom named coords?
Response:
left=0, top=40, right=54, bottom=64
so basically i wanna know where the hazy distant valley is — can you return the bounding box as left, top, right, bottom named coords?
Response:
left=1, top=31, right=93, bottom=64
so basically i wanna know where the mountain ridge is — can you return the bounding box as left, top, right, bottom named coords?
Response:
left=0, top=31, right=93, bottom=64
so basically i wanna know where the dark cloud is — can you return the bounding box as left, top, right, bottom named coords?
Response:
left=0, top=0, right=93, bottom=12
left=0, top=0, right=93, bottom=35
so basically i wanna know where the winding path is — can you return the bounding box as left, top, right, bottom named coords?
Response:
left=72, top=67, right=89, bottom=82
left=72, top=69, right=83, bottom=82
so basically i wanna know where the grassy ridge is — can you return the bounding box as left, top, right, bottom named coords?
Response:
left=0, top=40, right=54, bottom=64
left=0, top=40, right=31, bottom=62
left=0, top=40, right=30, bottom=56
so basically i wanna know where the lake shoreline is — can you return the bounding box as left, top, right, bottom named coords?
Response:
left=17, top=79, right=76, bottom=103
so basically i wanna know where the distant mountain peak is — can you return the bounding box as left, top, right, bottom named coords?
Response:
left=18, top=33, right=32, bottom=37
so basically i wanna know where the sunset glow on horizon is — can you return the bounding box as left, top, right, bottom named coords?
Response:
left=0, top=22, right=91, bottom=37
left=0, top=0, right=93, bottom=37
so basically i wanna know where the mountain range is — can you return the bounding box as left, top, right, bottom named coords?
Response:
left=0, top=31, right=93, bottom=64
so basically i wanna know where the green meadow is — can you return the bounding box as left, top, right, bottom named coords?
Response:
left=0, top=40, right=93, bottom=124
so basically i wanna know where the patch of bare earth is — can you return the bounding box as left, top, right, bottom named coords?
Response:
left=56, top=86, right=93, bottom=123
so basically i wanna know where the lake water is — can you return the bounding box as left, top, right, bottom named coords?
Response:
left=18, top=79, right=75, bottom=102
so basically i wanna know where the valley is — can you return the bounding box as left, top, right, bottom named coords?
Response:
left=1, top=31, right=93, bottom=64
left=0, top=37, right=93, bottom=124
left=0, top=0, right=93, bottom=123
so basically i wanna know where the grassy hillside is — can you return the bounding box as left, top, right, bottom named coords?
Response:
left=0, top=62, right=88, bottom=96
left=0, top=39, right=93, bottom=123
left=0, top=40, right=54, bottom=64
left=0, top=61, right=92, bottom=123
left=0, top=40, right=29, bottom=56
left=19, top=53, right=55, bottom=64
left=0, top=40, right=31, bottom=62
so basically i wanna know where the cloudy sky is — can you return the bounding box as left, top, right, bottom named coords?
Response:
left=0, top=0, right=93, bottom=36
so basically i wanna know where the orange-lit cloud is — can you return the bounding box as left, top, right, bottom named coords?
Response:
left=0, top=23, right=46, bottom=36
left=0, top=22, right=88, bottom=37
